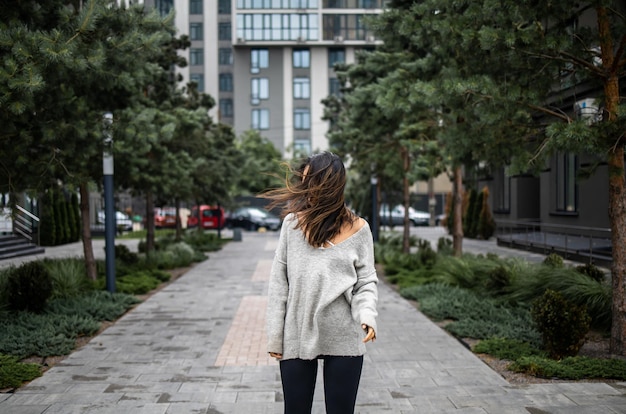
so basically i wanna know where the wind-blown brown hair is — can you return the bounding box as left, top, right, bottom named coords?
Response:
left=262, top=152, right=356, bottom=248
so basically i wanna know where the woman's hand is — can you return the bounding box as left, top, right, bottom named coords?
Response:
left=362, top=324, right=376, bottom=343
left=269, top=352, right=282, bottom=360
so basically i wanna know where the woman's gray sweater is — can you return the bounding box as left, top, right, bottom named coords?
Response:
left=266, top=214, right=379, bottom=360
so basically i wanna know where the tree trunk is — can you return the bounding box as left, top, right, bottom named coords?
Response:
left=452, top=165, right=464, bottom=256
left=597, top=4, right=625, bottom=355
left=145, top=191, right=155, bottom=253
left=79, top=182, right=97, bottom=281
left=401, top=146, right=411, bottom=254
left=174, top=198, right=182, bottom=241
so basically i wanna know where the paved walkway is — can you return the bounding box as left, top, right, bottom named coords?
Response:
left=1, top=228, right=625, bottom=413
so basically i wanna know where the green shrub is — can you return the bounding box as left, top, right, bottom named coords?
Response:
left=484, top=265, right=512, bottom=296
left=531, top=289, right=591, bottom=359
left=46, top=291, right=140, bottom=321
left=0, top=312, right=100, bottom=357
left=7, top=261, right=53, bottom=313
left=0, top=354, right=42, bottom=389
left=505, top=265, right=611, bottom=329
left=463, top=189, right=478, bottom=238
left=416, top=239, right=437, bottom=269
left=115, top=244, right=139, bottom=265
left=543, top=253, right=564, bottom=268
left=94, top=271, right=161, bottom=295
left=472, top=338, right=546, bottom=360
left=477, top=187, right=496, bottom=240
left=436, top=237, right=453, bottom=255
left=576, top=263, right=605, bottom=283
left=166, top=242, right=195, bottom=267
left=0, top=267, right=10, bottom=312
left=510, top=355, right=626, bottom=380
left=401, top=283, right=540, bottom=345
left=42, top=258, right=93, bottom=299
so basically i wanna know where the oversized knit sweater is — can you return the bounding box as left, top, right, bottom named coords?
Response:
left=266, top=213, right=378, bottom=360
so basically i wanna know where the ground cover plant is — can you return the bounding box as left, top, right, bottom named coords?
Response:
left=377, top=234, right=624, bottom=381
left=0, top=230, right=226, bottom=390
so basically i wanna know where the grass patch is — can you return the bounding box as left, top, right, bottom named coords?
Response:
left=509, top=356, right=626, bottom=380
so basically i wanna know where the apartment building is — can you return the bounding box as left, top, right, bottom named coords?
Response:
left=144, top=0, right=385, bottom=158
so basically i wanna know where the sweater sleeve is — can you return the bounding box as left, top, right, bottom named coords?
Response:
left=266, top=217, right=290, bottom=354
left=351, top=224, right=379, bottom=334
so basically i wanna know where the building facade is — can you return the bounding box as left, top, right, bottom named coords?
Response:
left=145, top=0, right=386, bottom=158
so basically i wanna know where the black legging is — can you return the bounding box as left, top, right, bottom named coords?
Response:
left=279, top=355, right=363, bottom=414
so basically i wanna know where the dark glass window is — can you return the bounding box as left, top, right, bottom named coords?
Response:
left=555, top=153, right=577, bottom=212
left=329, top=78, right=341, bottom=96
left=328, top=48, right=345, bottom=68
left=189, top=74, right=204, bottom=92
left=190, top=0, right=203, bottom=14
left=220, top=73, right=234, bottom=91
left=219, top=48, right=233, bottom=65
left=190, top=23, right=203, bottom=40
left=220, top=99, right=234, bottom=117
left=219, top=0, right=232, bottom=14
left=219, top=23, right=232, bottom=40
left=190, top=48, right=204, bottom=65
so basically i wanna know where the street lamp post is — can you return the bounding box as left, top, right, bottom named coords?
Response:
left=371, top=174, right=378, bottom=242
left=103, top=112, right=116, bottom=293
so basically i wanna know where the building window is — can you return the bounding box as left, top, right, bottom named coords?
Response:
left=251, top=78, right=269, bottom=104
left=190, top=0, right=203, bottom=14
left=219, top=0, right=231, bottom=14
left=294, top=108, right=310, bottom=130
left=190, top=23, right=203, bottom=40
left=329, top=78, right=341, bottom=96
left=220, top=99, right=234, bottom=117
left=251, top=49, right=269, bottom=74
left=328, top=48, right=345, bottom=68
left=323, top=14, right=371, bottom=40
left=555, top=153, right=577, bottom=212
left=293, top=77, right=310, bottom=99
left=190, top=48, right=204, bottom=65
left=219, top=23, right=232, bottom=40
left=294, top=137, right=311, bottom=157
left=237, top=0, right=319, bottom=8
left=219, top=48, right=233, bottom=65
left=252, top=109, right=270, bottom=130
left=189, top=74, right=205, bottom=92
left=236, top=13, right=319, bottom=41
left=293, top=49, right=310, bottom=68
left=323, top=0, right=381, bottom=8
left=220, top=73, right=233, bottom=91
left=155, top=0, right=173, bottom=16
left=493, top=166, right=510, bottom=213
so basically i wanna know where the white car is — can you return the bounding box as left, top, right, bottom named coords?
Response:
left=379, top=205, right=430, bottom=227
left=97, top=210, right=133, bottom=232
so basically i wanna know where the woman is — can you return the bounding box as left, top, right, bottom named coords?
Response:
left=264, top=152, right=378, bottom=414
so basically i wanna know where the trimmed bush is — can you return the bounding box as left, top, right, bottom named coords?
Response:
left=0, top=355, right=42, bottom=389
left=531, top=289, right=591, bottom=359
left=576, top=263, right=605, bottom=283
left=473, top=338, right=546, bottom=360
left=510, top=355, right=626, bottom=380
left=543, top=253, right=564, bottom=268
left=7, top=262, right=53, bottom=313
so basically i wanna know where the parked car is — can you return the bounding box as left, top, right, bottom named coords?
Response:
left=154, top=207, right=177, bottom=229
left=97, top=210, right=133, bottom=232
left=379, top=204, right=430, bottom=227
left=226, top=207, right=281, bottom=231
left=187, top=205, right=226, bottom=230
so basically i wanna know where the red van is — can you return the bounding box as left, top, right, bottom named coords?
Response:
left=187, top=205, right=226, bottom=230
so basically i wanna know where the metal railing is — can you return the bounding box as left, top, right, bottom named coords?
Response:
left=495, top=219, right=612, bottom=265
left=13, top=204, right=40, bottom=245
